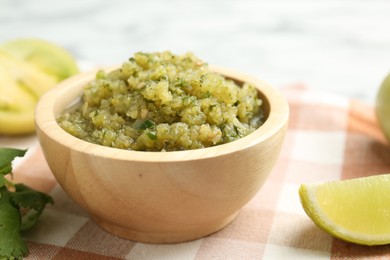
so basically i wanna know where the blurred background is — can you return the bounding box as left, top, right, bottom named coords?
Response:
left=2, top=0, right=390, bottom=103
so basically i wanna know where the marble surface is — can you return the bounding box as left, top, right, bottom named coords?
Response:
left=2, top=0, right=390, bottom=103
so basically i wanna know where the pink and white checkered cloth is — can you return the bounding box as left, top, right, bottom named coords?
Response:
left=4, top=85, right=390, bottom=259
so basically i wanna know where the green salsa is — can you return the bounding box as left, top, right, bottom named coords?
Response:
left=58, top=51, right=264, bottom=151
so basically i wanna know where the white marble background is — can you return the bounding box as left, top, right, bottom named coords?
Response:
left=1, top=0, right=390, bottom=103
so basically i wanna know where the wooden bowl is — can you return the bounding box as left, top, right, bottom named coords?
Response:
left=35, top=66, right=289, bottom=243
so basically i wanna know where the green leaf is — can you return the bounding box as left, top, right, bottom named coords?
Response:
left=147, top=132, right=157, bottom=140
left=134, top=119, right=155, bottom=130
left=0, top=148, right=27, bottom=176
left=0, top=147, right=53, bottom=259
left=0, top=188, right=28, bottom=259
left=0, top=165, right=12, bottom=176
left=11, top=184, right=53, bottom=231
left=12, top=184, right=53, bottom=210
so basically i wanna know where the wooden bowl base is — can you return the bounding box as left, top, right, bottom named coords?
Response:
left=91, top=211, right=239, bottom=244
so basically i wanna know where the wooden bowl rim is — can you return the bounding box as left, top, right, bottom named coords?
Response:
left=35, top=66, right=289, bottom=162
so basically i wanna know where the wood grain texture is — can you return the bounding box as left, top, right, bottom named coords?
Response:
left=35, top=66, right=289, bottom=243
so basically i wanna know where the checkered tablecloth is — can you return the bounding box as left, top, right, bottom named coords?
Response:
left=2, top=85, right=390, bottom=259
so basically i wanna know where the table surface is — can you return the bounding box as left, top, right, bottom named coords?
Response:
left=2, top=0, right=390, bottom=103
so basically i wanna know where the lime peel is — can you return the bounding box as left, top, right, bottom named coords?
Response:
left=376, top=73, right=390, bottom=143
left=299, top=174, right=390, bottom=246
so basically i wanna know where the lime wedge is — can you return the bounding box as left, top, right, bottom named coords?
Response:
left=299, top=174, right=390, bottom=246
left=1, top=38, right=78, bottom=82
left=376, top=73, right=390, bottom=143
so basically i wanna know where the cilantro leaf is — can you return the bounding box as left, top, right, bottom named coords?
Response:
left=0, top=147, right=53, bottom=259
left=134, top=119, right=155, bottom=130
left=0, top=148, right=27, bottom=176
left=0, top=164, right=12, bottom=176
left=0, top=187, right=28, bottom=259
left=11, top=184, right=54, bottom=231
left=147, top=131, right=157, bottom=140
